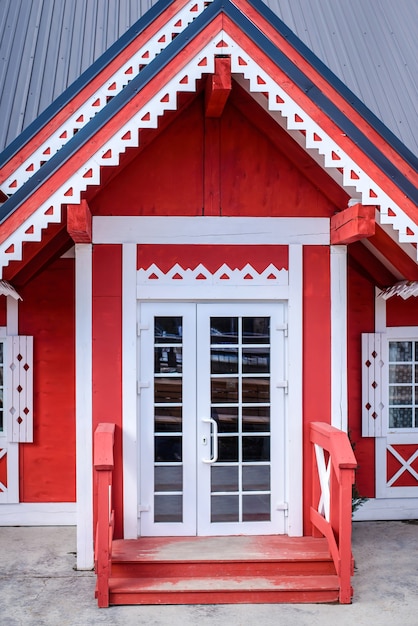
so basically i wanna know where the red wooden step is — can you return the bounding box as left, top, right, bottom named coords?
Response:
left=109, top=574, right=340, bottom=605
left=107, top=536, right=339, bottom=605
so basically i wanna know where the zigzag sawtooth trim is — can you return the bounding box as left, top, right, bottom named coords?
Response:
left=137, top=262, right=289, bottom=285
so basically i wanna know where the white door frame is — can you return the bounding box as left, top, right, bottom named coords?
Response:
left=121, top=239, right=303, bottom=538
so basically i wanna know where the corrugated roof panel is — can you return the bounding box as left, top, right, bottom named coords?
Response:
left=264, top=0, right=418, bottom=155
left=0, top=0, right=416, bottom=156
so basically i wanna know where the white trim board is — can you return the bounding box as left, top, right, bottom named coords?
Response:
left=353, top=498, right=418, bottom=521
left=93, top=217, right=330, bottom=245
left=0, top=502, right=76, bottom=525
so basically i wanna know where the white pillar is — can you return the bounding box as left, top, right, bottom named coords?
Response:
left=330, top=245, right=348, bottom=431
left=75, top=243, right=93, bottom=569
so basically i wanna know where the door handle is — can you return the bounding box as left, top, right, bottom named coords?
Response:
left=202, top=418, right=218, bottom=464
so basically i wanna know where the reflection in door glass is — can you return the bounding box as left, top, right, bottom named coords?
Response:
left=153, top=316, right=183, bottom=523
left=210, top=316, right=272, bottom=524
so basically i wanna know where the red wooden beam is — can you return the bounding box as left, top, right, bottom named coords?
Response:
left=369, top=226, right=418, bottom=281
left=331, top=203, right=375, bottom=245
left=205, top=57, right=232, bottom=118
left=67, top=199, right=92, bottom=243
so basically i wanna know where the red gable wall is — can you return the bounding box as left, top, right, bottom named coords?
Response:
left=90, top=89, right=342, bottom=218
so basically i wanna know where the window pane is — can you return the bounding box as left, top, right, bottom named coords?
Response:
left=242, top=407, right=270, bottom=432
left=243, top=494, right=270, bottom=521
left=242, top=317, right=270, bottom=344
left=389, top=364, right=412, bottom=384
left=389, top=341, right=412, bottom=362
left=389, top=386, right=412, bottom=405
left=211, top=348, right=238, bottom=374
left=211, top=378, right=238, bottom=403
left=155, top=466, right=182, bottom=492
left=155, top=436, right=182, bottom=462
left=154, top=378, right=182, bottom=403
left=211, top=318, right=238, bottom=344
left=242, top=348, right=270, bottom=374
left=212, top=407, right=238, bottom=433
left=243, top=465, right=270, bottom=491
left=218, top=437, right=238, bottom=462
left=389, top=407, right=413, bottom=428
left=155, top=347, right=182, bottom=373
left=242, top=378, right=270, bottom=402
left=154, top=407, right=182, bottom=432
left=154, top=495, right=182, bottom=522
left=211, top=495, right=239, bottom=522
left=243, top=436, right=270, bottom=461
left=211, top=466, right=238, bottom=492
left=155, top=317, right=182, bottom=343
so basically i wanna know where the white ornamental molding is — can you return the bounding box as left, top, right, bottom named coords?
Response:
left=137, top=262, right=288, bottom=286
left=1, top=30, right=417, bottom=275
left=0, top=0, right=212, bottom=196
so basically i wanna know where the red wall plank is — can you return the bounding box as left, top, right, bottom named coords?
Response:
left=137, top=244, right=289, bottom=272
left=386, top=296, right=418, bottom=327
left=18, top=258, right=75, bottom=502
left=347, top=263, right=375, bottom=498
left=92, top=245, right=123, bottom=537
left=302, top=246, right=331, bottom=532
left=0, top=298, right=6, bottom=326
left=90, top=91, right=337, bottom=219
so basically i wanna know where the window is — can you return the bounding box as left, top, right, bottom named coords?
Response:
left=388, top=341, right=418, bottom=429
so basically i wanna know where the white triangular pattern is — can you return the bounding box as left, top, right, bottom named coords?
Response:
left=0, top=30, right=416, bottom=273
left=137, top=263, right=288, bottom=286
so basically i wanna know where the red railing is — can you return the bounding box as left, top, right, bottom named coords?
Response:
left=310, top=422, right=357, bottom=604
left=94, top=423, right=115, bottom=608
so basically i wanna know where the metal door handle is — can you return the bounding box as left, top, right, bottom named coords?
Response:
left=202, top=418, right=218, bottom=464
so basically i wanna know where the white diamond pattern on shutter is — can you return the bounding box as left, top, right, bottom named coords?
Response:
left=7, top=336, right=33, bottom=443
left=362, top=333, right=387, bottom=437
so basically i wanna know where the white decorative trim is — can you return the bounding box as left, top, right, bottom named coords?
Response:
left=122, top=244, right=138, bottom=539
left=75, top=244, right=93, bottom=569
left=0, top=441, right=18, bottom=503
left=0, top=502, right=76, bottom=525
left=286, top=244, right=303, bottom=536
left=0, top=281, right=21, bottom=300
left=0, top=0, right=212, bottom=195
left=380, top=281, right=418, bottom=300
left=331, top=246, right=347, bottom=431
left=137, top=262, right=289, bottom=300
left=94, top=216, right=329, bottom=245
left=1, top=30, right=415, bottom=275
left=353, top=497, right=418, bottom=521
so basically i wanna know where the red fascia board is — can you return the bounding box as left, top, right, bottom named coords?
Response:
left=368, top=225, right=418, bottom=281
left=232, top=0, right=418, bottom=189
left=0, top=0, right=192, bottom=186
left=223, top=16, right=418, bottom=224
left=0, top=15, right=224, bottom=244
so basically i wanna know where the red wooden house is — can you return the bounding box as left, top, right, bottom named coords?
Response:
left=0, top=0, right=416, bottom=606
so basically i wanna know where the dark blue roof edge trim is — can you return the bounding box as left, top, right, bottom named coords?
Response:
left=0, top=0, right=173, bottom=169
left=0, top=0, right=416, bottom=226
left=246, top=0, right=418, bottom=174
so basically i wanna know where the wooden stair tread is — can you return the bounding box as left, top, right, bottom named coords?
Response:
left=109, top=574, right=340, bottom=593
left=112, top=535, right=332, bottom=563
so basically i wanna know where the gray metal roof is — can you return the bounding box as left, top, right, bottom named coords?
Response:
left=0, top=0, right=417, bottom=156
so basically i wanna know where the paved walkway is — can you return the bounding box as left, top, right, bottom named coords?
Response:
left=1, top=521, right=418, bottom=625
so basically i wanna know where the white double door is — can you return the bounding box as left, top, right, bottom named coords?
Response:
left=139, top=301, right=287, bottom=536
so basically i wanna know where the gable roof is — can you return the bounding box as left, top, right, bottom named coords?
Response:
left=1, top=0, right=417, bottom=156
left=0, top=0, right=416, bottom=284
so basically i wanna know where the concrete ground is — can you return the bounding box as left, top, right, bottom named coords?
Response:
left=0, top=521, right=417, bottom=626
